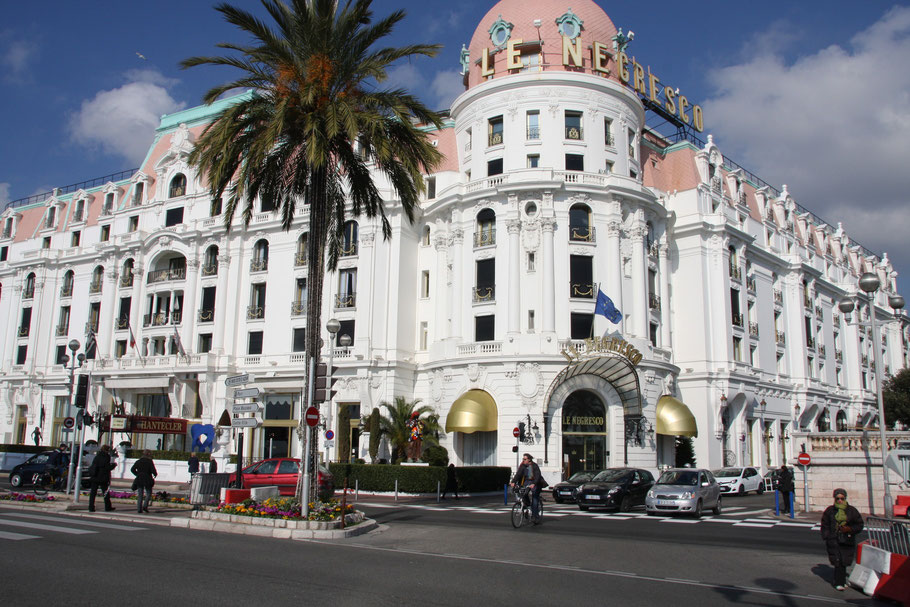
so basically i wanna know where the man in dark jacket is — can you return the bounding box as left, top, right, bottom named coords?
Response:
left=131, top=450, right=158, bottom=514
left=87, top=444, right=116, bottom=512
left=778, top=465, right=795, bottom=514
left=510, top=453, right=548, bottom=523
left=821, top=488, right=864, bottom=590
left=187, top=452, right=200, bottom=478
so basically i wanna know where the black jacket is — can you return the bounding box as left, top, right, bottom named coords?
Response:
left=512, top=462, right=548, bottom=488
left=778, top=467, right=795, bottom=492
left=88, top=450, right=115, bottom=483
left=821, top=504, right=864, bottom=545
left=131, top=457, right=158, bottom=489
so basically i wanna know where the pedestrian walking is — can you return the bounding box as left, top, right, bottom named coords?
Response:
left=87, top=444, right=116, bottom=512
left=778, top=465, right=795, bottom=514
left=208, top=456, right=218, bottom=473
left=130, top=450, right=158, bottom=514
left=187, top=452, right=200, bottom=478
left=820, top=488, right=864, bottom=591
left=442, top=463, right=458, bottom=500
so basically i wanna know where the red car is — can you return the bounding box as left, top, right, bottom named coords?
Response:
left=228, top=458, right=334, bottom=499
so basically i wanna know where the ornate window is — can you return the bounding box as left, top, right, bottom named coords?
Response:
left=556, top=10, right=584, bottom=41
left=169, top=173, right=187, bottom=198
left=488, top=16, right=513, bottom=50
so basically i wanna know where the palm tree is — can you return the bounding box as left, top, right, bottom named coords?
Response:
left=181, top=0, right=442, bottom=500
left=379, top=397, right=442, bottom=463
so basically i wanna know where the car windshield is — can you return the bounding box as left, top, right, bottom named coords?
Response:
left=568, top=472, right=596, bottom=482
left=713, top=468, right=742, bottom=478
left=658, top=470, right=699, bottom=485
left=592, top=470, right=631, bottom=483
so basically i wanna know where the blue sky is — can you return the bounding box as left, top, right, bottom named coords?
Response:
left=1, top=0, right=908, bottom=288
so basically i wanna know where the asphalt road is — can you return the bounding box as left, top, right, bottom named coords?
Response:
left=0, top=491, right=886, bottom=606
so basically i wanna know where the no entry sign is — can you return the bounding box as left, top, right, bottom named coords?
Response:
left=513, top=427, right=520, bottom=438
left=797, top=452, right=811, bottom=466
left=305, top=406, right=320, bottom=427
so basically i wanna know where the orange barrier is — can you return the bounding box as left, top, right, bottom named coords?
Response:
left=223, top=489, right=251, bottom=504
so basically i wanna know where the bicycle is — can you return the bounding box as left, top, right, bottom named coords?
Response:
left=511, top=485, right=543, bottom=528
left=32, top=468, right=65, bottom=496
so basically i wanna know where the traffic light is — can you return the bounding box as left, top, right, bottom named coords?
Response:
left=74, top=375, right=89, bottom=408
left=313, top=362, right=339, bottom=403
left=518, top=421, right=526, bottom=442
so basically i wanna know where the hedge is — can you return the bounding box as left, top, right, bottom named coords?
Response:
left=329, top=463, right=510, bottom=493
left=0, top=444, right=49, bottom=455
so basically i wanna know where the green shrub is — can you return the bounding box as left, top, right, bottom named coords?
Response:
left=420, top=445, right=449, bottom=467
left=124, top=449, right=212, bottom=462
left=0, top=444, right=49, bottom=454
left=328, top=463, right=510, bottom=493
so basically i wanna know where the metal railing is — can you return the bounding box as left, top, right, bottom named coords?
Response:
left=569, top=225, right=595, bottom=242
left=732, top=313, right=744, bottom=327
left=198, top=309, right=214, bottom=323
left=526, top=126, right=540, bottom=140
left=291, top=301, right=306, bottom=316
left=773, top=289, right=783, bottom=304
left=60, top=284, right=73, bottom=297
left=335, top=293, right=356, bottom=309
left=474, top=229, right=495, bottom=248
left=120, top=274, right=134, bottom=288
left=570, top=283, right=595, bottom=299
left=23, top=286, right=34, bottom=299
left=201, top=264, right=218, bottom=277
left=339, top=242, right=358, bottom=257
left=473, top=286, right=495, bottom=303
left=250, top=259, right=268, bottom=272
left=749, top=322, right=759, bottom=337
left=56, top=324, right=68, bottom=336
left=294, top=252, right=307, bottom=267
left=488, top=131, right=503, bottom=146
left=147, top=267, right=185, bottom=284
left=3, top=168, right=138, bottom=212
left=649, top=293, right=661, bottom=311
left=565, top=126, right=583, bottom=140
left=247, top=305, right=264, bottom=320
left=18, top=326, right=29, bottom=337
left=865, top=517, right=910, bottom=556
left=89, top=280, right=103, bottom=294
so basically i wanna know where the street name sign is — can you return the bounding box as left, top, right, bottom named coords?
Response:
left=233, top=387, right=262, bottom=399
left=225, top=374, right=253, bottom=387
left=231, top=417, right=261, bottom=428
left=232, top=402, right=263, bottom=414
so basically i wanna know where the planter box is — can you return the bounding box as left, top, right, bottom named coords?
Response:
left=193, top=508, right=364, bottom=530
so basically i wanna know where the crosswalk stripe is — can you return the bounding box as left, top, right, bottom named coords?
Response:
left=660, top=518, right=699, bottom=524
left=0, top=518, right=95, bottom=534
left=0, top=530, right=40, bottom=540
left=735, top=522, right=776, bottom=528
left=5, top=512, right=147, bottom=531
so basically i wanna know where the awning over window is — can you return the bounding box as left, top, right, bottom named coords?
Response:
left=656, top=395, right=698, bottom=438
left=102, top=376, right=171, bottom=389
left=445, top=389, right=497, bottom=434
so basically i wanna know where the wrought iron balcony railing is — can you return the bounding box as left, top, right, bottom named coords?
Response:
left=247, top=305, right=264, bottom=320
left=250, top=259, right=268, bottom=273
left=147, top=268, right=185, bottom=284
left=473, top=286, right=495, bottom=303
left=732, top=313, right=744, bottom=327
left=120, top=274, right=134, bottom=288
left=335, top=293, right=357, bottom=309
left=89, top=280, right=103, bottom=294
left=565, top=126, right=583, bottom=140
left=569, top=225, right=595, bottom=243
left=60, top=284, right=73, bottom=297
left=201, top=264, right=218, bottom=277
left=291, top=301, right=306, bottom=316
left=649, top=293, right=661, bottom=310
left=198, top=309, right=214, bottom=323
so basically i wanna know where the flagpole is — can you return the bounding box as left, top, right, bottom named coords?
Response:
left=590, top=282, right=599, bottom=339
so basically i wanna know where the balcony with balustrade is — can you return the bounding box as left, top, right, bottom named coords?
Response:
left=147, top=267, right=185, bottom=284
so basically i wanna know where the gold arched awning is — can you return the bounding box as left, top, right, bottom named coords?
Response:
left=445, top=389, right=498, bottom=434
left=656, top=395, right=698, bottom=438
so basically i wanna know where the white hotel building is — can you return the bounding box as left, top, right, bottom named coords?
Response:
left=1, top=0, right=907, bottom=480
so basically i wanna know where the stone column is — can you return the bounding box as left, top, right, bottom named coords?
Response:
left=507, top=218, right=521, bottom=335
left=630, top=225, right=647, bottom=338
left=182, top=259, right=200, bottom=345
left=541, top=217, right=556, bottom=333
left=101, top=265, right=118, bottom=357
left=659, top=242, right=671, bottom=347
left=130, top=262, right=144, bottom=355
left=450, top=228, right=464, bottom=339
left=434, top=232, right=449, bottom=343
left=212, top=253, right=231, bottom=352
left=605, top=220, right=624, bottom=334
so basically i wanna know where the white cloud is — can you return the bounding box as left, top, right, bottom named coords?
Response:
left=701, top=6, right=910, bottom=278
left=0, top=182, right=10, bottom=206
left=0, top=35, right=37, bottom=80
left=431, top=69, right=464, bottom=110
left=68, top=70, right=186, bottom=164
left=384, top=63, right=425, bottom=92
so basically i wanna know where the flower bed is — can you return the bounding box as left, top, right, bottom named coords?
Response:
left=213, top=496, right=354, bottom=522
left=1, top=492, right=56, bottom=503
left=107, top=490, right=193, bottom=505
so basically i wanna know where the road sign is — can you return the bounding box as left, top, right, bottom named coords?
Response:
left=325, top=430, right=335, bottom=440
left=305, top=406, right=319, bottom=427
left=225, top=373, right=253, bottom=387
left=111, top=416, right=127, bottom=431
left=63, top=417, right=75, bottom=430
left=232, top=402, right=263, bottom=414
left=797, top=452, right=811, bottom=466
left=231, top=417, right=261, bottom=428
left=513, top=427, right=520, bottom=438
left=233, top=387, right=262, bottom=399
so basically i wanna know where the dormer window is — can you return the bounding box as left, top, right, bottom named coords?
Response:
left=169, top=173, right=187, bottom=198
left=103, top=192, right=115, bottom=214
left=132, top=182, right=144, bottom=206
left=45, top=207, right=56, bottom=229
left=73, top=200, right=86, bottom=223
left=2, top=217, right=13, bottom=239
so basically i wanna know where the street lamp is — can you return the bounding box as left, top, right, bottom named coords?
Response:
left=838, top=272, right=906, bottom=518
left=62, top=339, right=84, bottom=499
left=323, top=319, right=341, bottom=465
left=759, top=399, right=767, bottom=472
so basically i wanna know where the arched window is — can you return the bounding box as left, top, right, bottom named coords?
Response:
left=91, top=266, right=104, bottom=293
left=475, top=209, right=496, bottom=247
left=646, top=221, right=655, bottom=250
left=24, top=273, right=36, bottom=299
left=569, top=204, right=593, bottom=242
left=252, top=239, right=269, bottom=272
left=422, top=225, right=431, bottom=246
left=296, top=233, right=308, bottom=266
left=121, top=259, right=135, bottom=287
left=62, top=270, right=75, bottom=297
left=203, top=246, right=219, bottom=276
left=169, top=173, right=187, bottom=198
left=341, top=221, right=358, bottom=257
left=835, top=410, right=848, bottom=432
left=817, top=408, right=831, bottom=432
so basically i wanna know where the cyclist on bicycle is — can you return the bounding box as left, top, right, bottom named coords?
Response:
left=45, top=444, right=69, bottom=482
left=510, top=453, right=548, bottom=523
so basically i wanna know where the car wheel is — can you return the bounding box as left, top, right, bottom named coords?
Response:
left=620, top=495, right=632, bottom=513
left=10, top=473, right=23, bottom=488
left=757, top=483, right=764, bottom=495
left=713, top=496, right=722, bottom=516
left=693, top=499, right=703, bottom=518
left=578, top=504, right=589, bottom=511
left=737, top=484, right=745, bottom=495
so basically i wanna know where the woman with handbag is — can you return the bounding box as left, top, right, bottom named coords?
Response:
left=130, top=450, right=157, bottom=514
left=820, top=488, right=864, bottom=591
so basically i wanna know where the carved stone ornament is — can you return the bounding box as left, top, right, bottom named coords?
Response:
left=466, top=363, right=481, bottom=383
left=476, top=249, right=496, bottom=261
left=568, top=246, right=593, bottom=256
left=516, top=363, right=542, bottom=400
left=360, top=231, right=375, bottom=246
left=522, top=220, right=540, bottom=252
left=431, top=369, right=444, bottom=403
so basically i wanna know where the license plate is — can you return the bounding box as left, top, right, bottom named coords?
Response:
left=587, top=495, right=601, bottom=500
left=559, top=491, right=572, bottom=495
left=657, top=499, right=676, bottom=506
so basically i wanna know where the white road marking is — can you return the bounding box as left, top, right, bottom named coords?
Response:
left=660, top=518, right=700, bottom=524
left=0, top=530, right=40, bottom=540
left=8, top=512, right=147, bottom=531
left=0, top=518, right=95, bottom=534
left=735, top=522, right=777, bottom=528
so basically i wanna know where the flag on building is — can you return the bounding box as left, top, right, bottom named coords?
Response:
left=84, top=328, right=97, bottom=358
left=594, top=289, right=623, bottom=324
left=173, top=326, right=187, bottom=357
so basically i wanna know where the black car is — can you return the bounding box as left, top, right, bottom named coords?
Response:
left=551, top=471, right=599, bottom=503
left=8, top=451, right=90, bottom=488
left=576, top=468, right=655, bottom=512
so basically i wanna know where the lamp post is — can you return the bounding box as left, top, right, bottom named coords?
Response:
left=62, top=339, right=84, bottom=498
left=838, top=272, right=905, bottom=518
left=759, top=399, right=767, bottom=472
left=325, top=319, right=340, bottom=464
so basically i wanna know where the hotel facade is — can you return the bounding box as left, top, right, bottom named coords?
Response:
left=1, top=0, right=908, bottom=481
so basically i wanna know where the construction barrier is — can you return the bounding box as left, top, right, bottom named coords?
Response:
left=852, top=516, right=910, bottom=603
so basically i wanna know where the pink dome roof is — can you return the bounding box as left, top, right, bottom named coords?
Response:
left=465, top=0, right=619, bottom=89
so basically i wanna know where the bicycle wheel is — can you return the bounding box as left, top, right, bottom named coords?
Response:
left=511, top=501, right=525, bottom=528
left=33, top=474, right=49, bottom=496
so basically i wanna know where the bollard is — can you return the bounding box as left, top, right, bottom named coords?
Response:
left=355, top=479, right=359, bottom=501
left=775, top=490, right=780, bottom=516
left=789, top=492, right=795, bottom=519
left=437, top=480, right=441, bottom=503
left=395, top=479, right=398, bottom=501
left=504, top=483, right=509, bottom=505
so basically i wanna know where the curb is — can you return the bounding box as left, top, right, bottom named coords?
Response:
left=182, top=513, right=378, bottom=539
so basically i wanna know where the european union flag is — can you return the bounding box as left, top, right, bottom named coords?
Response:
left=594, top=289, right=623, bottom=324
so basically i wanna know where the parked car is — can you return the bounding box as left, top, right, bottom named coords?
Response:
left=227, top=458, right=334, bottom=499
left=712, top=467, right=764, bottom=495
left=576, top=468, right=655, bottom=512
left=645, top=468, right=722, bottom=518
left=8, top=451, right=90, bottom=488
left=551, top=471, right=599, bottom=503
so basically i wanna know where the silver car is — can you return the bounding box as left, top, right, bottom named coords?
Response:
left=645, top=468, right=722, bottom=518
